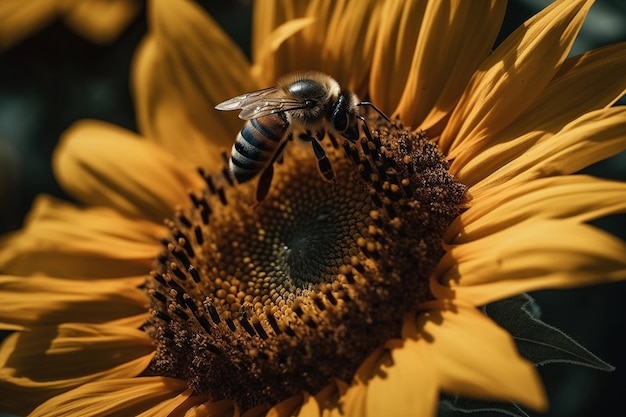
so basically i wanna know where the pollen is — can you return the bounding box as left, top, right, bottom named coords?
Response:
left=142, top=116, right=467, bottom=412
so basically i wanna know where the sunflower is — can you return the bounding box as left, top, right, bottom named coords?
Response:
left=2, top=0, right=626, bottom=416
left=0, top=0, right=142, bottom=49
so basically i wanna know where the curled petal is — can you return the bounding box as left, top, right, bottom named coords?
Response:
left=253, top=0, right=380, bottom=94
left=252, top=0, right=308, bottom=57
left=252, top=0, right=312, bottom=83
left=252, top=17, right=315, bottom=86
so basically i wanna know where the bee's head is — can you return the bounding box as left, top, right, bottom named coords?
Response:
left=282, top=73, right=341, bottom=125
left=328, top=90, right=360, bottom=139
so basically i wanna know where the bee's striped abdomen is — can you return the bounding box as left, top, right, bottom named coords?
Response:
left=229, top=113, right=289, bottom=184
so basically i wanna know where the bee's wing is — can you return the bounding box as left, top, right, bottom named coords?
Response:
left=215, top=86, right=308, bottom=120
left=214, top=86, right=277, bottom=112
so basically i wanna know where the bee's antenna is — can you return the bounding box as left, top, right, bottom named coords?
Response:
left=357, top=102, right=391, bottom=122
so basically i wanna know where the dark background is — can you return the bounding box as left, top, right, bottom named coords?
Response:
left=0, top=1, right=624, bottom=417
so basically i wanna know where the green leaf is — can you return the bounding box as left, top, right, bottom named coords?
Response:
left=440, top=394, right=529, bottom=417
left=483, top=294, right=613, bottom=370
left=438, top=294, right=614, bottom=416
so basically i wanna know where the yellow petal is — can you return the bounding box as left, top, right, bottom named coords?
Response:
left=364, top=338, right=438, bottom=417
left=323, top=350, right=385, bottom=416
left=415, top=301, right=547, bottom=411
left=241, top=405, right=266, bottom=417
left=288, top=0, right=338, bottom=78
left=253, top=0, right=380, bottom=94
left=395, top=1, right=507, bottom=131
left=251, top=0, right=311, bottom=83
left=131, top=36, right=233, bottom=169
left=53, top=119, right=206, bottom=224
left=0, top=195, right=165, bottom=279
left=434, top=220, right=626, bottom=306
left=323, top=343, right=436, bottom=417
left=266, top=393, right=304, bottom=417
left=320, top=0, right=381, bottom=94
left=135, top=388, right=194, bottom=417
left=0, top=275, right=146, bottom=330
left=251, top=17, right=315, bottom=86
left=326, top=382, right=367, bottom=417
left=107, top=313, right=150, bottom=330
left=295, top=392, right=321, bottom=417
left=181, top=399, right=238, bottom=417
left=445, top=175, right=626, bottom=244
left=470, top=107, right=626, bottom=195
left=62, top=0, right=141, bottom=44
left=0, top=324, right=154, bottom=416
left=321, top=382, right=349, bottom=417
left=452, top=41, right=626, bottom=184
left=254, top=0, right=339, bottom=84
left=29, top=377, right=188, bottom=417
left=369, top=0, right=426, bottom=114
left=2, top=323, right=153, bottom=380
left=139, top=0, right=256, bottom=152
left=134, top=388, right=226, bottom=417
left=441, top=0, right=593, bottom=158
left=0, top=0, right=56, bottom=49
left=315, top=381, right=344, bottom=412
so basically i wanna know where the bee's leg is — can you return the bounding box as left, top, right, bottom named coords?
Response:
left=256, top=163, right=274, bottom=204
left=275, top=134, right=291, bottom=165
left=310, top=139, right=334, bottom=182
left=255, top=139, right=289, bottom=204
left=357, top=115, right=382, bottom=149
left=327, top=132, right=339, bottom=149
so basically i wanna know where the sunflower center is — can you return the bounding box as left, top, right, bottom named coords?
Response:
left=281, top=207, right=341, bottom=285
left=142, top=118, right=467, bottom=411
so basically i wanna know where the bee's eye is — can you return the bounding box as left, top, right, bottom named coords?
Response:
left=333, top=110, right=349, bottom=132
left=304, top=99, right=316, bottom=108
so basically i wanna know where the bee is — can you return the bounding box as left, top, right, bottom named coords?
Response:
left=215, top=71, right=388, bottom=203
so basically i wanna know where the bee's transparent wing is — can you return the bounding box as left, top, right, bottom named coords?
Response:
left=215, top=86, right=308, bottom=120
left=214, top=87, right=277, bottom=112
left=238, top=98, right=310, bottom=120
